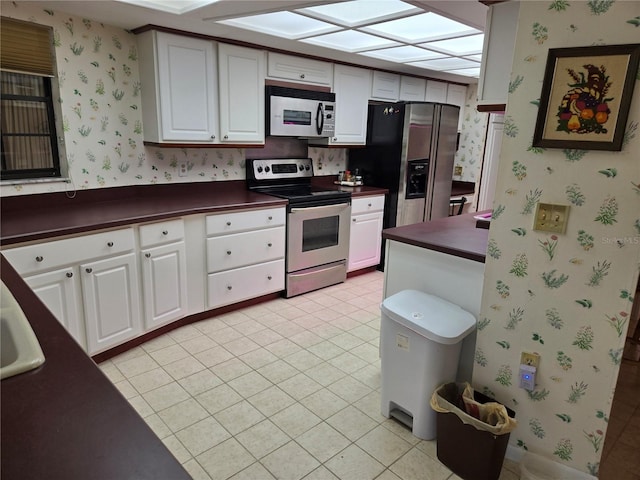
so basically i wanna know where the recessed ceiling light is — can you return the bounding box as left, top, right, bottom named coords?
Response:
left=359, top=45, right=446, bottom=63
left=408, top=57, right=480, bottom=71
left=360, top=12, right=481, bottom=43
left=217, top=11, right=340, bottom=40
left=296, top=0, right=421, bottom=28
left=419, top=34, right=485, bottom=56
left=301, top=30, right=400, bottom=53
left=114, top=0, right=217, bottom=14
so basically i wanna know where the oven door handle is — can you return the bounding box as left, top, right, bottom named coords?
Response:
left=290, top=203, right=349, bottom=215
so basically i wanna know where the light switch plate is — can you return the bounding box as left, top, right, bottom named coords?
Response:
left=533, top=203, right=569, bottom=234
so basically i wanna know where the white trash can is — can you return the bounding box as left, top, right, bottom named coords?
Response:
left=380, top=289, right=476, bottom=440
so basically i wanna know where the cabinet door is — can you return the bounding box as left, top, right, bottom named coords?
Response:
left=141, top=242, right=188, bottom=331
left=24, top=267, right=85, bottom=350
left=399, top=76, right=426, bottom=101
left=477, top=113, right=504, bottom=211
left=348, top=211, right=383, bottom=272
left=371, top=71, right=400, bottom=101
left=425, top=80, right=448, bottom=103
left=446, top=84, right=467, bottom=131
left=81, top=253, right=142, bottom=355
left=267, top=52, right=333, bottom=86
left=218, top=43, right=265, bottom=143
left=331, top=65, right=371, bottom=145
left=156, top=32, right=218, bottom=142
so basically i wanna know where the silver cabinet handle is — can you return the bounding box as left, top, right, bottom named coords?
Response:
left=267, top=275, right=272, bottom=280
left=211, top=135, right=215, bottom=140
left=368, top=203, right=372, bottom=207
left=268, top=216, right=273, bottom=220
left=300, top=73, right=305, bottom=79
left=352, top=218, right=356, bottom=222
left=162, top=230, right=168, bottom=235
left=107, top=241, right=114, bottom=247
left=226, top=221, right=231, bottom=226
left=227, top=285, right=232, bottom=290
left=268, top=243, right=272, bottom=247
left=66, top=272, right=73, bottom=278
left=35, top=256, right=44, bottom=262
left=227, top=250, right=232, bottom=255
left=85, top=267, right=93, bottom=274
left=224, top=135, right=229, bottom=140
left=145, top=253, right=151, bottom=258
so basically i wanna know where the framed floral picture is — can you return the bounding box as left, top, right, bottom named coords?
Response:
left=532, top=44, right=640, bottom=151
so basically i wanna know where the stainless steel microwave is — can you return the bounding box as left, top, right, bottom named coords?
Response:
left=266, top=85, right=335, bottom=138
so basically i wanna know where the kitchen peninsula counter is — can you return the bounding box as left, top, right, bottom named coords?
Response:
left=382, top=211, right=490, bottom=263
left=381, top=212, right=490, bottom=383
left=0, top=256, right=191, bottom=480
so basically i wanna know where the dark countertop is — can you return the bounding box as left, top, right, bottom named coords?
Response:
left=0, top=256, right=191, bottom=480
left=382, top=211, right=490, bottom=263
left=1, top=178, right=388, bottom=246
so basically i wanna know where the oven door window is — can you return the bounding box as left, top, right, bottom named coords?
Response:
left=302, top=216, right=339, bottom=251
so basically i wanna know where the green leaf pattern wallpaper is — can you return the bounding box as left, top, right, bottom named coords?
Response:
left=474, top=1, right=640, bottom=476
left=0, top=4, right=347, bottom=196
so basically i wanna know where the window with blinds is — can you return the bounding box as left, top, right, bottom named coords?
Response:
left=1, top=17, right=62, bottom=180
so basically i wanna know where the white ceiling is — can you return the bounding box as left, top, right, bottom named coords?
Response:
left=18, top=0, right=488, bottom=84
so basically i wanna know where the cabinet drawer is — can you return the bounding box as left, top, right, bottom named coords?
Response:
left=3, top=228, right=135, bottom=276
left=208, top=259, right=284, bottom=309
left=139, top=218, right=185, bottom=248
left=206, top=207, right=285, bottom=236
left=351, top=195, right=385, bottom=215
left=207, top=227, right=285, bottom=273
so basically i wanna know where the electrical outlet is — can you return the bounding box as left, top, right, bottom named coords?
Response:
left=520, top=351, right=540, bottom=369
left=454, top=165, right=463, bottom=176
left=178, top=163, right=188, bottom=177
left=533, top=203, right=569, bottom=234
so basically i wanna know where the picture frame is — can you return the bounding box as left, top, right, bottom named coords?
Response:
left=532, top=43, right=640, bottom=151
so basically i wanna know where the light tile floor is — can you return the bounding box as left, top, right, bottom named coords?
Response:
left=99, top=271, right=520, bottom=480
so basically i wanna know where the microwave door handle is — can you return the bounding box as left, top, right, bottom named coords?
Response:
left=316, top=102, right=324, bottom=135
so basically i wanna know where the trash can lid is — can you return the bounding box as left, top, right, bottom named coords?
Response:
left=381, top=290, right=476, bottom=344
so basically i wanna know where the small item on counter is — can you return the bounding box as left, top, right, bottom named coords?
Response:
left=337, top=171, right=345, bottom=182
left=344, top=170, right=351, bottom=182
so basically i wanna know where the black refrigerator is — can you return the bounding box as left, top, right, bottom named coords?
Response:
left=348, top=102, right=459, bottom=267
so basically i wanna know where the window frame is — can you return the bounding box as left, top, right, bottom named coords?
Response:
left=1, top=72, right=62, bottom=180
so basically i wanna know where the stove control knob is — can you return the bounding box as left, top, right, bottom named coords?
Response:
left=299, top=164, right=304, bottom=171
left=257, top=166, right=263, bottom=173
left=305, top=165, right=310, bottom=171
left=265, top=166, right=270, bottom=173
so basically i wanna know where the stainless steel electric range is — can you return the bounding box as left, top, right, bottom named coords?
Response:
left=247, top=158, right=351, bottom=297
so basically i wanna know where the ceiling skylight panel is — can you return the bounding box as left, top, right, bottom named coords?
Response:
left=358, top=45, right=446, bottom=63
left=408, top=57, right=479, bottom=71
left=445, top=67, right=481, bottom=77
left=115, top=0, right=217, bottom=14
left=360, top=12, right=480, bottom=43
left=301, top=30, right=400, bottom=53
left=217, top=11, right=339, bottom=40
left=464, top=54, right=483, bottom=62
left=419, top=33, right=484, bottom=56
left=295, top=0, right=421, bottom=28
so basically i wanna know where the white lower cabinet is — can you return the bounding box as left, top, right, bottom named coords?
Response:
left=81, top=252, right=142, bottom=354
left=139, top=218, right=188, bottom=331
left=206, top=207, right=286, bottom=309
left=348, top=195, right=385, bottom=272
left=141, top=241, right=188, bottom=331
left=24, top=267, right=85, bottom=350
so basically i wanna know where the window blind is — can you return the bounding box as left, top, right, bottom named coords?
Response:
left=1, top=17, right=55, bottom=77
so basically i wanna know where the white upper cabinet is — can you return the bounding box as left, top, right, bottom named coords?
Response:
left=399, top=76, right=426, bottom=101
left=218, top=43, right=266, bottom=144
left=425, top=80, right=448, bottom=103
left=331, top=64, right=372, bottom=145
left=477, top=1, right=520, bottom=109
left=446, top=84, right=467, bottom=131
left=267, top=52, right=333, bottom=86
left=371, top=71, right=400, bottom=101
left=138, top=31, right=218, bottom=143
